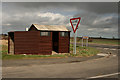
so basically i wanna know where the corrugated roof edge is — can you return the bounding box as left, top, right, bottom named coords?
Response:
left=32, top=24, right=71, bottom=32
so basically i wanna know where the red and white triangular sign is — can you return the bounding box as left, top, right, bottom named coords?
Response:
left=70, top=17, right=81, bottom=33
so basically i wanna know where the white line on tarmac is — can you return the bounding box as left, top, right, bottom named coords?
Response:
left=97, top=53, right=108, bottom=56
left=97, top=53, right=116, bottom=57
left=103, top=48, right=109, bottom=50
left=88, top=72, right=120, bottom=79
left=110, top=48, right=117, bottom=50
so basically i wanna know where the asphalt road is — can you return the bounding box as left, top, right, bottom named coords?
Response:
left=2, top=44, right=119, bottom=79
left=2, top=55, right=118, bottom=79
left=2, top=55, right=103, bottom=67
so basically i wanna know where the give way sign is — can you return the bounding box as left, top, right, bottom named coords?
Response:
left=70, top=17, right=81, bottom=33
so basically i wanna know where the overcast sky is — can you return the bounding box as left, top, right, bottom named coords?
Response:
left=2, top=2, right=118, bottom=38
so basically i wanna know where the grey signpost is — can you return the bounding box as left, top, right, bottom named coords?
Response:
left=73, top=21, right=77, bottom=54
left=70, top=17, right=81, bottom=54
left=73, top=31, right=76, bottom=54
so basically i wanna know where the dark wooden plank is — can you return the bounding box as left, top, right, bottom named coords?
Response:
left=58, top=32, right=70, bottom=53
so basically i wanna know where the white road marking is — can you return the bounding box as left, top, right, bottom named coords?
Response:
left=103, top=48, right=109, bottom=50
left=97, top=53, right=108, bottom=56
left=97, top=53, right=116, bottom=57
left=110, top=49, right=117, bottom=50
left=113, top=55, right=117, bottom=57
left=88, top=72, right=120, bottom=79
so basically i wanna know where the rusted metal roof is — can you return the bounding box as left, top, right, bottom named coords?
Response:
left=32, top=24, right=69, bottom=31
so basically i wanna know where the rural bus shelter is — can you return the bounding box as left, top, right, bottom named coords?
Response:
left=8, top=24, right=70, bottom=55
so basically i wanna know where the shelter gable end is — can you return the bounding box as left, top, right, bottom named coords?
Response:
left=29, top=24, right=38, bottom=31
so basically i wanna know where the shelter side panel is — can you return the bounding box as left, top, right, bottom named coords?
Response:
left=39, top=32, right=52, bottom=55
left=59, top=32, right=70, bottom=53
left=14, top=31, right=39, bottom=54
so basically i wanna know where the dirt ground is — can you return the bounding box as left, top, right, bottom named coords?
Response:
left=0, top=40, right=8, bottom=45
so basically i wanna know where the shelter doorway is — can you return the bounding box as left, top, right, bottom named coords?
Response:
left=8, top=32, right=14, bottom=54
left=52, top=32, right=59, bottom=53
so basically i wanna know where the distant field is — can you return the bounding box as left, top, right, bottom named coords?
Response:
left=0, top=40, right=8, bottom=54
left=70, top=38, right=120, bottom=45
left=88, top=39, right=119, bottom=45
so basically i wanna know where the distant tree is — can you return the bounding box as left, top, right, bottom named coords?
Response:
left=100, top=36, right=102, bottom=39
left=4, top=34, right=8, bottom=36
left=112, top=36, right=115, bottom=39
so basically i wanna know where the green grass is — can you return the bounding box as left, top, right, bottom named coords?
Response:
left=0, top=45, right=8, bottom=54
left=2, top=54, right=67, bottom=60
left=69, top=44, right=99, bottom=57
left=88, top=39, right=119, bottom=45
left=0, top=45, right=8, bottom=59
left=1, top=43, right=99, bottom=60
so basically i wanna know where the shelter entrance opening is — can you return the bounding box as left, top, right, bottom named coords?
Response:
left=8, top=32, right=14, bottom=54
left=52, top=31, right=59, bottom=53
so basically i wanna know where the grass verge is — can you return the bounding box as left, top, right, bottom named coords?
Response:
left=2, top=54, right=67, bottom=60
left=1, top=44, right=99, bottom=60
left=69, top=44, right=99, bottom=57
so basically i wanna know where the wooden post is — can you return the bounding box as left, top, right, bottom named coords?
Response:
left=82, top=38, right=83, bottom=47
left=8, top=33, right=10, bottom=54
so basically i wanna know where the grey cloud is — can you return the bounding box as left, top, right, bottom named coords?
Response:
left=74, top=11, right=118, bottom=29
left=2, top=2, right=118, bottom=38
left=3, top=2, right=118, bottom=14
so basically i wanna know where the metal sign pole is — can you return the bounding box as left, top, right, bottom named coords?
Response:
left=75, top=30, right=77, bottom=54
left=73, top=33, right=75, bottom=54
left=73, top=32, right=76, bottom=54
left=82, top=38, right=83, bottom=47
